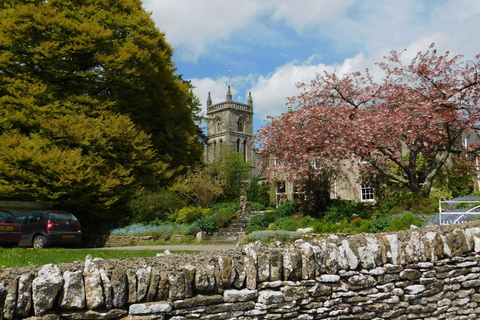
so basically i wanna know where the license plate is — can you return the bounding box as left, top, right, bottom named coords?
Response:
left=0, top=226, right=13, bottom=231
left=63, top=235, right=75, bottom=238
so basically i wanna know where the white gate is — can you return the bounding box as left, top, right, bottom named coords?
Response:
left=439, top=198, right=480, bottom=225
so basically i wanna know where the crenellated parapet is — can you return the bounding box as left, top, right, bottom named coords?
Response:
left=2, top=221, right=480, bottom=319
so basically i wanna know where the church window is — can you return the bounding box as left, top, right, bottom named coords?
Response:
left=243, top=140, right=247, bottom=160
left=237, top=117, right=244, bottom=132
left=215, top=117, right=221, bottom=133
left=236, top=139, right=240, bottom=153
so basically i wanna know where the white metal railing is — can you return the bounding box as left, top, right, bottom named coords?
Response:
left=439, top=198, right=480, bottom=225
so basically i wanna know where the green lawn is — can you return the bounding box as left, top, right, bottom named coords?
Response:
left=0, top=248, right=193, bottom=269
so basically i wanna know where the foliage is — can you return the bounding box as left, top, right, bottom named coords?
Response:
left=208, top=151, right=252, bottom=202
left=111, top=222, right=198, bottom=237
left=211, top=202, right=238, bottom=215
left=198, top=215, right=217, bottom=234
left=272, top=217, right=300, bottom=231
left=256, top=44, right=480, bottom=198
left=245, top=214, right=269, bottom=234
left=128, top=189, right=187, bottom=223
left=247, top=178, right=271, bottom=207
left=0, top=0, right=203, bottom=173
left=170, top=167, right=225, bottom=208
left=325, top=200, right=371, bottom=223
left=445, top=156, right=476, bottom=197
left=248, top=230, right=301, bottom=243
left=251, top=202, right=266, bottom=211
left=385, top=212, right=423, bottom=232
left=276, top=201, right=302, bottom=217
left=368, top=218, right=391, bottom=233
left=172, top=206, right=210, bottom=224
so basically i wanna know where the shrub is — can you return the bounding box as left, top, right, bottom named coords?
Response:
left=198, top=214, right=217, bottom=234
left=275, top=230, right=301, bottom=242
left=174, top=206, right=210, bottom=224
left=273, top=216, right=300, bottom=231
left=276, top=201, right=301, bottom=217
left=128, top=189, right=187, bottom=223
left=251, top=202, right=266, bottom=211
left=211, top=202, right=238, bottom=215
left=385, top=212, right=423, bottom=232
left=215, top=210, right=236, bottom=228
left=246, top=214, right=269, bottom=234
left=264, top=210, right=276, bottom=223
left=325, top=200, right=369, bottom=223
left=248, top=230, right=275, bottom=243
left=369, top=218, right=390, bottom=233
left=299, top=216, right=316, bottom=228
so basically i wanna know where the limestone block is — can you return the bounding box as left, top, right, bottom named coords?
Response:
left=257, top=253, right=270, bottom=282
left=136, top=266, right=152, bottom=302
left=32, top=264, right=64, bottom=315
left=156, top=272, right=169, bottom=301
left=59, top=270, right=85, bottom=309
left=129, top=302, right=172, bottom=315
left=99, top=269, right=112, bottom=309
left=16, top=274, right=35, bottom=317
left=173, top=294, right=223, bottom=309
left=218, top=256, right=232, bottom=288
left=145, top=267, right=160, bottom=302
left=464, top=227, right=480, bottom=251
left=446, top=229, right=469, bottom=256
left=339, top=240, right=358, bottom=270
left=126, top=269, right=137, bottom=304
left=399, top=269, right=422, bottom=280
left=168, top=272, right=186, bottom=300
left=244, top=255, right=257, bottom=290
left=183, top=265, right=195, bottom=298
left=384, top=234, right=400, bottom=264
left=194, top=266, right=209, bottom=293
left=224, top=289, right=258, bottom=302
left=60, top=309, right=127, bottom=320
left=281, top=286, right=308, bottom=302
left=4, top=277, right=18, bottom=320
left=300, top=242, right=316, bottom=279
left=347, top=274, right=376, bottom=290
left=257, top=290, right=285, bottom=305
left=231, top=259, right=246, bottom=289
left=270, top=251, right=283, bottom=281
left=84, top=255, right=104, bottom=309
left=358, top=236, right=379, bottom=269
left=111, top=268, right=128, bottom=308
left=404, top=284, right=426, bottom=295
left=405, top=232, right=426, bottom=263
left=0, top=283, right=6, bottom=319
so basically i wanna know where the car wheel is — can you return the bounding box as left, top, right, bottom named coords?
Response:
left=33, top=235, right=46, bottom=249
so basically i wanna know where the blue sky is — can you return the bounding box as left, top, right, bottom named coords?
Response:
left=142, top=0, right=480, bottom=133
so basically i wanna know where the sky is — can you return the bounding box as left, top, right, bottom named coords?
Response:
left=142, top=0, right=480, bottom=134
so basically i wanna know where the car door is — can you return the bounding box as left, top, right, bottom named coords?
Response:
left=17, top=212, right=44, bottom=246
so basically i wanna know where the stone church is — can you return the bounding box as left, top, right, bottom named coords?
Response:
left=204, top=86, right=263, bottom=176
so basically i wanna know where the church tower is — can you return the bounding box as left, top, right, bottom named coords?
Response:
left=205, top=85, right=254, bottom=163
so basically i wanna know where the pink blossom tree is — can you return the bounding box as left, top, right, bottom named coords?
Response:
left=256, top=44, right=480, bottom=197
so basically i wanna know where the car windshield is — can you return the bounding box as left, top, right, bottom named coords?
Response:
left=49, top=212, right=78, bottom=222
left=0, top=211, right=16, bottom=223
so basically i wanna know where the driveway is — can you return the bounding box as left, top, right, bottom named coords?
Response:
left=100, top=244, right=238, bottom=251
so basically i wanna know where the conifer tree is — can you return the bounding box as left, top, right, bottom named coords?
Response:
left=0, top=0, right=201, bottom=218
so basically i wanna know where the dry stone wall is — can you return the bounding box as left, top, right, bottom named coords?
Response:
left=3, top=221, right=480, bottom=319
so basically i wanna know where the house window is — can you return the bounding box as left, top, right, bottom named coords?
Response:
left=361, top=185, right=374, bottom=202
left=276, top=181, right=287, bottom=205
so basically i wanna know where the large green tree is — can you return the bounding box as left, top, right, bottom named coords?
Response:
left=0, top=0, right=203, bottom=169
left=0, top=0, right=202, bottom=221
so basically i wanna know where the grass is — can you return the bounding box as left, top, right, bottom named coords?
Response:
left=0, top=247, right=194, bottom=269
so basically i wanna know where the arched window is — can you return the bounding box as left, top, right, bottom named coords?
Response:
left=213, top=140, right=217, bottom=158
left=215, top=117, right=221, bottom=133
left=237, top=117, right=244, bottom=132
left=236, top=138, right=240, bottom=153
